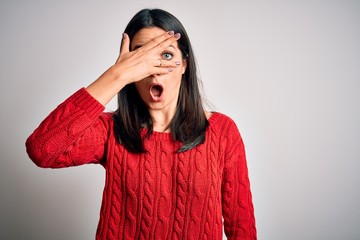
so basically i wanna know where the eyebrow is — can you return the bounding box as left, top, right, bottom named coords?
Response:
left=132, top=44, right=176, bottom=51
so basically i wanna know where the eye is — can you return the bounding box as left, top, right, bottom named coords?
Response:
left=162, top=52, right=173, bottom=60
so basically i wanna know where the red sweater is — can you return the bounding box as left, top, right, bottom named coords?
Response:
left=26, top=88, right=257, bottom=240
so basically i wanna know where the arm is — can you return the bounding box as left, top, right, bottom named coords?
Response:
left=222, top=120, right=257, bottom=240
left=26, top=31, right=181, bottom=168
left=25, top=88, right=108, bottom=168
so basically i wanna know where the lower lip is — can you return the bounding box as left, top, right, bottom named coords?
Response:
left=150, top=94, right=163, bottom=102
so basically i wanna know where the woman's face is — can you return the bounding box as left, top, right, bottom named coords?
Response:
left=131, top=27, right=187, bottom=112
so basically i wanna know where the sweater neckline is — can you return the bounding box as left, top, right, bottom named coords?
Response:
left=142, top=112, right=221, bottom=141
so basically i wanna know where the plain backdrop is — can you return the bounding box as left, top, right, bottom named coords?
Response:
left=1, top=0, right=359, bottom=239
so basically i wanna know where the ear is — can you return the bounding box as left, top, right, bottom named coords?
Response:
left=181, top=57, right=188, bottom=74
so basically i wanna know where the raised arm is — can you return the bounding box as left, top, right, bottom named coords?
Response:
left=26, top=31, right=181, bottom=168
left=25, top=88, right=108, bottom=168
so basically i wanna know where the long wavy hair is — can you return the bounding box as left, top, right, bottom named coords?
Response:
left=113, top=8, right=208, bottom=153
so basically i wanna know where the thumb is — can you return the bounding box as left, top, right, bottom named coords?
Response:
left=116, top=33, right=130, bottom=63
left=120, top=33, right=130, bottom=53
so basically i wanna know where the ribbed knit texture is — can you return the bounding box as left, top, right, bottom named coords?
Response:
left=26, top=88, right=257, bottom=240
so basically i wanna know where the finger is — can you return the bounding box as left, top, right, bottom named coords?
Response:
left=134, top=65, right=174, bottom=83
left=154, top=32, right=181, bottom=53
left=151, top=66, right=175, bottom=75
left=153, top=59, right=181, bottom=68
left=141, top=31, right=180, bottom=52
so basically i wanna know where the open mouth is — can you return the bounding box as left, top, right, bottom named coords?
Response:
left=149, top=84, right=164, bottom=101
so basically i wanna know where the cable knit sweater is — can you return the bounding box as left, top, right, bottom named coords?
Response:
left=26, top=88, right=257, bottom=240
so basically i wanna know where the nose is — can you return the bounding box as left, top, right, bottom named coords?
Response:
left=151, top=74, right=161, bottom=80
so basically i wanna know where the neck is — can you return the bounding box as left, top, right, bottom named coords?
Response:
left=149, top=108, right=176, bottom=132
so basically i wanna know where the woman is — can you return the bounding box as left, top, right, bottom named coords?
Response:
left=26, top=8, right=257, bottom=240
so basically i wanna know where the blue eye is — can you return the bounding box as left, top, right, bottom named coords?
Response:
left=162, top=53, right=173, bottom=60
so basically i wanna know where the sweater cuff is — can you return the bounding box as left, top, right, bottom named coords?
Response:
left=65, top=88, right=105, bottom=118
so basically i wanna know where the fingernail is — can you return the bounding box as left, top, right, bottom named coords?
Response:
left=168, top=30, right=174, bottom=35
left=174, top=33, right=181, bottom=39
left=168, top=68, right=174, bottom=72
left=175, top=61, right=181, bottom=65
left=122, top=33, right=127, bottom=38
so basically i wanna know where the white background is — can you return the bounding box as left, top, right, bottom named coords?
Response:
left=1, top=0, right=359, bottom=239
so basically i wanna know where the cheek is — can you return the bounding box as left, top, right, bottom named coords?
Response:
left=134, top=82, right=148, bottom=96
left=166, top=74, right=183, bottom=92
left=171, top=63, right=185, bottom=84
left=172, top=62, right=186, bottom=77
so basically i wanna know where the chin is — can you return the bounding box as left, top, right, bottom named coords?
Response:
left=146, top=101, right=167, bottom=110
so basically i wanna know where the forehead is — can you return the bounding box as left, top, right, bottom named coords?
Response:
left=131, top=27, right=179, bottom=50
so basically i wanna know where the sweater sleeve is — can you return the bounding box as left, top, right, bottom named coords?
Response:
left=221, top=119, right=257, bottom=239
left=25, top=88, right=109, bottom=168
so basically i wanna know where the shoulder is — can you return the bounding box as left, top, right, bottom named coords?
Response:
left=208, top=112, right=240, bottom=134
left=209, top=113, right=246, bottom=164
left=100, top=111, right=114, bottom=120
left=98, top=111, right=115, bottom=126
left=208, top=112, right=244, bottom=148
left=85, top=112, right=117, bottom=141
